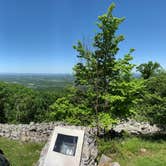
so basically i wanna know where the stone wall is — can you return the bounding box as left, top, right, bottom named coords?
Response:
left=113, top=119, right=161, bottom=135
left=0, top=120, right=161, bottom=142
left=0, top=122, right=60, bottom=142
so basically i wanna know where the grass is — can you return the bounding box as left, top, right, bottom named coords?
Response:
left=1, top=134, right=166, bottom=166
left=0, top=137, right=44, bottom=166
left=98, top=135, right=166, bottom=166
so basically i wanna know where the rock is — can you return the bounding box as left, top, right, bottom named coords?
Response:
left=140, top=148, right=147, bottom=153
left=98, top=156, right=120, bottom=166
left=111, top=162, right=120, bottom=166
left=113, top=119, right=160, bottom=135
left=30, top=122, right=35, bottom=125
left=98, top=154, right=112, bottom=166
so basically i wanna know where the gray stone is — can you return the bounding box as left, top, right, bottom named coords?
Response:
left=98, top=154, right=112, bottom=166
left=111, top=162, right=120, bottom=166
left=113, top=119, right=160, bottom=135
left=140, top=148, right=147, bottom=153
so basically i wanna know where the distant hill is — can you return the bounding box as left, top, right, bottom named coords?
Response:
left=0, top=73, right=74, bottom=91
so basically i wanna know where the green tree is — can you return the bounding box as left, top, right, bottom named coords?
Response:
left=50, top=3, right=144, bottom=131
left=73, top=3, right=127, bottom=131
left=136, top=61, right=161, bottom=79
left=104, top=53, right=145, bottom=123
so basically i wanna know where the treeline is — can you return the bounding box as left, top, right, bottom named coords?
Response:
left=0, top=68, right=165, bottom=127
left=0, top=82, right=67, bottom=123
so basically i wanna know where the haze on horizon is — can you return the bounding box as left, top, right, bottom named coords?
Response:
left=0, top=0, right=165, bottom=73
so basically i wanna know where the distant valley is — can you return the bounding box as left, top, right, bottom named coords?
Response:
left=0, top=73, right=74, bottom=91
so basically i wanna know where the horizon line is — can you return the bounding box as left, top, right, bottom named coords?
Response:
left=0, top=72, right=73, bottom=75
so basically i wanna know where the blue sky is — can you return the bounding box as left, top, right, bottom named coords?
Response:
left=0, top=0, right=165, bottom=73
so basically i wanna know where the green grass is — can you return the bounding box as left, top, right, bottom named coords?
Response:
left=1, top=135, right=166, bottom=166
left=0, top=137, right=44, bottom=166
left=98, top=136, right=166, bottom=166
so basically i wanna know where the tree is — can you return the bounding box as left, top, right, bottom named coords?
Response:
left=72, top=3, right=145, bottom=130
left=50, top=3, right=144, bottom=132
left=73, top=3, right=127, bottom=131
left=136, top=61, right=161, bottom=79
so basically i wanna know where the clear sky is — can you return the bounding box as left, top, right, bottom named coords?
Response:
left=0, top=0, right=165, bottom=73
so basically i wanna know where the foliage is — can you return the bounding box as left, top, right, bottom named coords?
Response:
left=72, top=4, right=145, bottom=128
left=137, top=72, right=166, bottom=126
left=0, top=82, right=60, bottom=123
left=104, top=53, right=145, bottom=121
left=49, top=3, right=144, bottom=129
left=136, top=61, right=161, bottom=79
left=49, top=96, right=92, bottom=125
left=72, top=3, right=126, bottom=129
